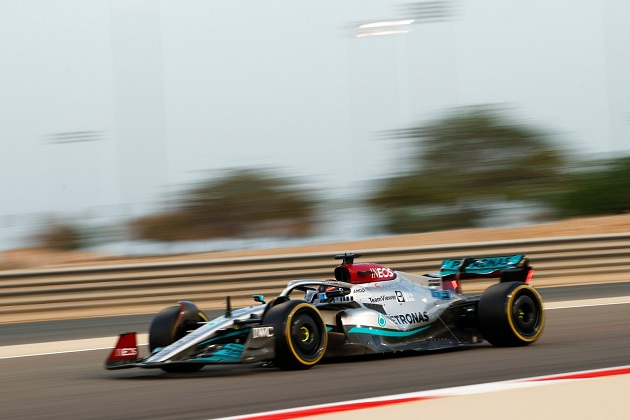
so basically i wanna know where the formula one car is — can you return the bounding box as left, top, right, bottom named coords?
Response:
left=106, top=253, right=545, bottom=372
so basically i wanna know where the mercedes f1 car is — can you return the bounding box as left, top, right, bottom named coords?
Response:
left=106, top=253, right=545, bottom=372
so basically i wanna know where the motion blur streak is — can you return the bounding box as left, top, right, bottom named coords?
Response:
left=358, top=19, right=415, bottom=29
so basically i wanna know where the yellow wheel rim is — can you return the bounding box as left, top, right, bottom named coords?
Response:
left=301, top=326, right=310, bottom=342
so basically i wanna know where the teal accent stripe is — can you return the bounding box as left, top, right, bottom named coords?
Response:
left=194, top=343, right=245, bottom=362
left=326, top=326, right=333, bottom=332
left=347, top=325, right=430, bottom=337
left=199, top=328, right=250, bottom=346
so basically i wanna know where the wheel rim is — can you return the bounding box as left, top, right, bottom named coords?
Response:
left=300, top=326, right=310, bottom=342
left=290, top=312, right=321, bottom=360
left=511, top=294, right=538, bottom=336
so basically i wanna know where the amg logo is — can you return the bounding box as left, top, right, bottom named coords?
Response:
left=252, top=326, right=274, bottom=338
left=114, top=348, right=138, bottom=358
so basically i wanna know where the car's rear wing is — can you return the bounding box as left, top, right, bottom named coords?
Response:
left=429, top=254, right=533, bottom=293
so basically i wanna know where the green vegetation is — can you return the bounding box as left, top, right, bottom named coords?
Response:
left=31, top=105, right=630, bottom=251
left=130, top=169, right=317, bottom=242
left=370, top=105, right=568, bottom=233
left=553, top=156, right=630, bottom=217
left=35, top=222, right=83, bottom=251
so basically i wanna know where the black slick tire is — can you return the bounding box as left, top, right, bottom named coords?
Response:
left=148, top=301, right=208, bottom=373
left=478, top=282, right=545, bottom=347
left=262, top=300, right=327, bottom=370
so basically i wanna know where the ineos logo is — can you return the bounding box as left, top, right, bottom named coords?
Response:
left=115, top=348, right=138, bottom=357
left=370, top=267, right=394, bottom=279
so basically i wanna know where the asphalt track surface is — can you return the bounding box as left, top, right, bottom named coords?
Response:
left=1, top=283, right=629, bottom=419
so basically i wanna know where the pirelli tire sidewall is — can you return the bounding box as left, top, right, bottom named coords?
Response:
left=262, top=300, right=328, bottom=370
left=478, top=282, right=545, bottom=347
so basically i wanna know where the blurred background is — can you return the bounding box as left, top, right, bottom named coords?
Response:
left=2, top=0, right=630, bottom=261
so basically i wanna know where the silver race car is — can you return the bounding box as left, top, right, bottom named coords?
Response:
left=106, top=253, right=545, bottom=372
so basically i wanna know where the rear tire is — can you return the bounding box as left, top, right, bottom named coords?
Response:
left=478, top=282, right=545, bottom=347
left=262, top=300, right=327, bottom=370
left=149, top=301, right=208, bottom=373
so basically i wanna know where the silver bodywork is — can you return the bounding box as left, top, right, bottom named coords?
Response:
left=128, top=270, right=482, bottom=369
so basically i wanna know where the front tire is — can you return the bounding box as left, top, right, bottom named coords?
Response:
left=262, top=300, right=327, bottom=370
left=478, top=282, right=545, bottom=347
left=149, top=301, right=208, bottom=373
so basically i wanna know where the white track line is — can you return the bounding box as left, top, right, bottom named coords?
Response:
left=545, top=296, right=630, bottom=309
left=0, top=334, right=148, bottom=360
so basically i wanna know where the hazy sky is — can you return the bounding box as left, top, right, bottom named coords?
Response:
left=2, top=0, right=630, bottom=222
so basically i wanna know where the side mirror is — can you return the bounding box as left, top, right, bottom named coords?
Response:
left=253, top=294, right=265, bottom=304
left=325, top=288, right=348, bottom=298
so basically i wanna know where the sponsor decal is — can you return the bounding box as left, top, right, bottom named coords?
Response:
left=431, top=290, right=451, bottom=300
left=369, top=267, right=395, bottom=279
left=369, top=295, right=397, bottom=303
left=387, top=311, right=430, bottom=325
left=442, top=255, right=521, bottom=271
left=377, top=314, right=387, bottom=327
left=469, top=256, right=516, bottom=269
left=252, top=326, right=274, bottom=338
left=395, top=290, right=415, bottom=302
left=114, top=348, right=137, bottom=358
left=353, top=287, right=366, bottom=293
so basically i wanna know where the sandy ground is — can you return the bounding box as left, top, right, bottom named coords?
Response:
left=2, top=214, right=630, bottom=271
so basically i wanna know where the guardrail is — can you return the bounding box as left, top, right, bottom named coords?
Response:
left=1, top=233, right=629, bottom=323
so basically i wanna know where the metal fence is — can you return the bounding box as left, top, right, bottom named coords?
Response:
left=1, top=233, right=629, bottom=323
